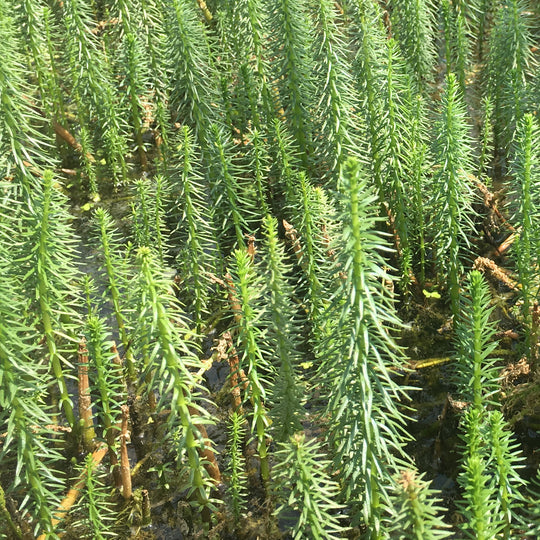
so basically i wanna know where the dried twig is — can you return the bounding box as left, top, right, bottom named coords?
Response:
left=120, top=405, right=132, bottom=500
left=52, top=121, right=95, bottom=163
left=473, top=256, right=519, bottom=290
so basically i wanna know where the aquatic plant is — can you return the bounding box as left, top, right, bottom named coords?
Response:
left=228, top=248, right=273, bottom=483
left=320, top=158, right=411, bottom=534
left=508, top=113, right=540, bottom=356
left=430, top=73, right=477, bottom=320
left=390, top=0, right=436, bottom=91
left=273, top=433, right=347, bottom=539
left=486, top=0, right=535, bottom=153
left=1, top=0, right=540, bottom=537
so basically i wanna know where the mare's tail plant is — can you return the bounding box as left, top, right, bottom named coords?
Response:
left=271, top=118, right=301, bottom=210
left=163, top=0, right=218, bottom=143
left=454, top=270, right=500, bottom=409
left=430, top=73, right=477, bottom=321
left=247, top=129, right=271, bottom=215
left=261, top=215, right=303, bottom=441
left=377, top=39, right=415, bottom=292
left=94, top=207, right=136, bottom=382
left=69, top=453, right=116, bottom=539
left=62, top=0, right=128, bottom=184
left=207, top=125, right=258, bottom=253
left=347, top=0, right=388, bottom=199
left=454, top=271, right=524, bottom=538
left=390, top=0, right=436, bottom=92
left=441, top=0, right=472, bottom=94
left=310, top=0, right=360, bottom=186
left=508, top=113, right=540, bottom=357
left=273, top=433, right=348, bottom=539
left=228, top=248, right=273, bottom=484
left=457, top=407, right=500, bottom=540
left=136, top=247, right=218, bottom=509
left=19, top=171, right=82, bottom=433
left=131, top=175, right=169, bottom=264
left=386, top=470, right=452, bottom=539
left=85, top=315, right=124, bottom=478
left=0, top=213, right=63, bottom=537
left=287, top=173, right=339, bottom=350
left=320, top=157, right=411, bottom=534
left=222, top=0, right=274, bottom=131
left=225, top=411, right=248, bottom=523
left=169, top=126, right=219, bottom=332
left=485, top=0, right=535, bottom=154
left=0, top=0, right=55, bottom=191
left=264, top=0, right=315, bottom=166
left=408, top=92, right=431, bottom=288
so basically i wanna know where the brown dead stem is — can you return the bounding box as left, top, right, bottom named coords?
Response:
left=52, top=121, right=95, bottom=163
left=493, top=233, right=517, bottom=257
left=469, top=173, right=515, bottom=232
left=283, top=219, right=306, bottom=270
left=473, top=256, right=519, bottom=290
left=120, top=405, right=132, bottom=500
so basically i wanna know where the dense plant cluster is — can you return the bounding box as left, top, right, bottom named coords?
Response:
left=1, top=0, right=540, bottom=538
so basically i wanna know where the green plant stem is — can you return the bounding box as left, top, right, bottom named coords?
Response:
left=0, top=482, right=22, bottom=539
left=96, top=209, right=135, bottom=381
left=38, top=174, right=76, bottom=431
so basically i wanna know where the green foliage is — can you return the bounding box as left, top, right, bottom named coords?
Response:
left=164, top=0, right=218, bottom=139
left=390, top=0, right=436, bottom=90
left=225, top=411, right=247, bottom=521
left=458, top=434, right=500, bottom=540
left=508, top=113, right=540, bottom=354
left=261, top=215, right=303, bottom=441
left=320, top=158, right=411, bottom=533
left=221, top=0, right=274, bottom=130
left=207, top=124, right=258, bottom=252
left=273, top=433, right=347, bottom=539
left=2, top=0, right=540, bottom=535
left=85, top=316, right=123, bottom=445
left=377, top=40, right=415, bottom=291
left=347, top=0, right=389, bottom=198
left=228, top=248, right=273, bottom=482
left=93, top=207, right=136, bottom=381
left=407, top=92, right=431, bottom=287
left=131, top=175, right=169, bottom=263
left=310, top=0, right=360, bottom=185
left=136, top=247, right=216, bottom=508
left=454, top=270, right=500, bottom=409
left=441, top=0, right=472, bottom=94
left=0, top=217, right=63, bottom=537
left=486, top=0, right=535, bottom=153
left=455, top=273, right=525, bottom=539
left=62, top=0, right=128, bottom=182
left=264, top=0, right=315, bottom=165
left=386, top=470, right=452, bottom=539
left=18, top=172, right=82, bottom=431
left=289, top=172, right=338, bottom=345
left=0, top=0, right=54, bottom=188
left=70, top=454, right=116, bottom=539
left=487, top=410, right=525, bottom=538
left=430, top=73, right=477, bottom=320
left=169, top=126, right=219, bottom=331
